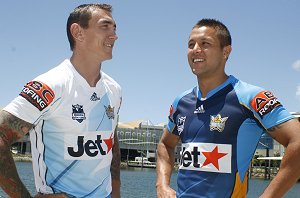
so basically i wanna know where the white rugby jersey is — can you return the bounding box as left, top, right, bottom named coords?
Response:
left=4, top=59, right=122, bottom=197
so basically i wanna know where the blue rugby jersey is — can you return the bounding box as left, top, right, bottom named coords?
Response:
left=167, top=75, right=293, bottom=198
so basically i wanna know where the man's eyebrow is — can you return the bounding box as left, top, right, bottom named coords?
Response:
left=191, top=37, right=213, bottom=42
left=99, top=19, right=116, bottom=28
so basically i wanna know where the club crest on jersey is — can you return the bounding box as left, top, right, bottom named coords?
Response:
left=177, top=116, right=186, bottom=135
left=90, top=92, right=101, bottom=101
left=104, top=105, right=115, bottom=119
left=72, top=104, right=86, bottom=123
left=209, top=114, right=228, bottom=132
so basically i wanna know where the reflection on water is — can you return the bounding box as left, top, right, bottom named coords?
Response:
left=0, top=162, right=299, bottom=198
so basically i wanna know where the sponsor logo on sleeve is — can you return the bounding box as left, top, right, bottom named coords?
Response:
left=180, top=142, right=231, bottom=173
left=19, top=81, right=55, bottom=111
left=250, top=91, right=282, bottom=118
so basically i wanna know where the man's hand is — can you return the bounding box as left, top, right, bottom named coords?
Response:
left=156, top=185, right=176, bottom=198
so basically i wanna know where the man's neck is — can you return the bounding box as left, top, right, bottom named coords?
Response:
left=70, top=54, right=102, bottom=87
left=197, top=73, right=228, bottom=98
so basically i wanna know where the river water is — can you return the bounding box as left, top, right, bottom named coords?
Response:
left=0, top=162, right=299, bottom=197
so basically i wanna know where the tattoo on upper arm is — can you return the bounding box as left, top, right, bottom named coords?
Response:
left=0, top=111, right=33, bottom=144
left=267, top=122, right=285, bottom=133
left=111, top=130, right=120, bottom=180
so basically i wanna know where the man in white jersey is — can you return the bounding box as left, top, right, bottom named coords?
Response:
left=0, top=4, right=121, bottom=198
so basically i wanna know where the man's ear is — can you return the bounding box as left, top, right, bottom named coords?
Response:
left=70, top=23, right=84, bottom=42
left=223, top=45, right=232, bottom=60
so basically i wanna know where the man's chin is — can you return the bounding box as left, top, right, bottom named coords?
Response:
left=102, top=55, right=113, bottom=61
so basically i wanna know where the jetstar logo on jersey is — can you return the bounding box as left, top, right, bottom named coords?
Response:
left=64, top=132, right=113, bottom=160
left=19, top=81, right=55, bottom=111
left=250, top=91, right=282, bottom=118
left=180, top=142, right=232, bottom=173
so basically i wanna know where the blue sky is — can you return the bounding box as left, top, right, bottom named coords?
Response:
left=1, top=1, right=300, bottom=124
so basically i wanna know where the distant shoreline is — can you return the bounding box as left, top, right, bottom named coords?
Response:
left=11, top=154, right=280, bottom=180
left=12, top=154, right=32, bottom=162
left=13, top=156, right=138, bottom=169
left=12, top=154, right=138, bottom=168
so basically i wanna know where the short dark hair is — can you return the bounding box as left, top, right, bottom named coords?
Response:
left=193, top=18, right=231, bottom=48
left=67, top=4, right=113, bottom=51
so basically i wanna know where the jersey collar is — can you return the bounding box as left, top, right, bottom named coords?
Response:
left=196, top=75, right=237, bottom=100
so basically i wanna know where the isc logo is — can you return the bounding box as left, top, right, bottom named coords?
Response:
left=19, top=81, right=55, bottom=111
left=64, top=132, right=113, bottom=160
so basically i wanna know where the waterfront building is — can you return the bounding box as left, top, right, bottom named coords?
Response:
left=9, top=112, right=300, bottom=163
left=11, top=133, right=31, bottom=154
left=117, top=120, right=182, bottom=163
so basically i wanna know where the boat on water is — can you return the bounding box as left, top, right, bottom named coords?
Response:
left=127, top=157, right=156, bottom=168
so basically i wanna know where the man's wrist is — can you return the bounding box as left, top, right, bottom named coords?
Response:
left=156, top=182, right=169, bottom=188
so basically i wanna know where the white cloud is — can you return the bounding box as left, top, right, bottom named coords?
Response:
left=292, top=60, right=300, bottom=71
left=296, top=85, right=300, bottom=97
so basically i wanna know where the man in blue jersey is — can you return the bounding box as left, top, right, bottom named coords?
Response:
left=0, top=4, right=121, bottom=198
left=156, top=19, right=300, bottom=198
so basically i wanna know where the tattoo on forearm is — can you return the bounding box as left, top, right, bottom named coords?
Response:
left=111, top=131, right=120, bottom=180
left=0, top=111, right=32, bottom=197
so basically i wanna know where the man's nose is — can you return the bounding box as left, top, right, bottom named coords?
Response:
left=109, top=33, right=118, bottom=41
left=193, top=43, right=202, bottom=52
